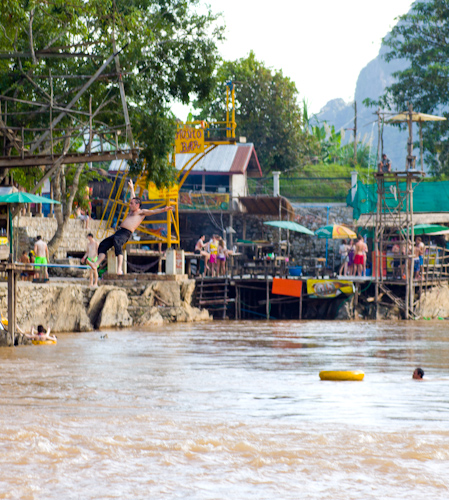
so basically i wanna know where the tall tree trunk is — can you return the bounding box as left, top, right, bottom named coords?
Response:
left=48, top=162, right=85, bottom=257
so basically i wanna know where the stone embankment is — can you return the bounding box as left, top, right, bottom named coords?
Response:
left=415, top=284, right=449, bottom=319
left=0, top=280, right=210, bottom=339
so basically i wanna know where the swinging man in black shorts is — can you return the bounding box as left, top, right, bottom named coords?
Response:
left=93, top=180, right=174, bottom=275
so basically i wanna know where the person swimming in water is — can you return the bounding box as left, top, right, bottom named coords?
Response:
left=413, top=367, right=424, bottom=380
left=24, top=325, right=57, bottom=342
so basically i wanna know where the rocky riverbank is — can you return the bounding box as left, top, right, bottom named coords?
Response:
left=0, top=280, right=210, bottom=342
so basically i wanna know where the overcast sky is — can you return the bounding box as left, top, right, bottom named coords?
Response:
left=173, top=0, right=415, bottom=119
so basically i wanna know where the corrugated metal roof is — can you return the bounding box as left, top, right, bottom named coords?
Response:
left=230, top=146, right=252, bottom=174
left=109, top=159, right=128, bottom=171
left=108, top=143, right=263, bottom=177
left=176, top=143, right=262, bottom=177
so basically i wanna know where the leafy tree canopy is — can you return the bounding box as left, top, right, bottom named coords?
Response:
left=195, top=51, right=317, bottom=173
left=372, top=0, right=449, bottom=176
left=0, top=0, right=224, bottom=185
left=0, top=0, right=223, bottom=252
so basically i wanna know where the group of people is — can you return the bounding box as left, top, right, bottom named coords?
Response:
left=391, top=236, right=426, bottom=280
left=338, top=234, right=427, bottom=280
left=338, top=235, right=368, bottom=277
left=195, top=234, right=228, bottom=277
left=19, top=235, right=51, bottom=282
left=16, top=180, right=174, bottom=286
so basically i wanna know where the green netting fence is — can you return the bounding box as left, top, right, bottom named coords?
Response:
left=346, top=180, right=449, bottom=220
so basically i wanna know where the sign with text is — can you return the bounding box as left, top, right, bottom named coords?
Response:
left=307, top=279, right=354, bottom=298
left=179, top=192, right=229, bottom=210
left=175, top=127, right=205, bottom=154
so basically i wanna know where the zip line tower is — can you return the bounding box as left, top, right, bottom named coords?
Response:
left=97, top=82, right=238, bottom=250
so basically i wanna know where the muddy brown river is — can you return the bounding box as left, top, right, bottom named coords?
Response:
left=1, top=320, right=448, bottom=499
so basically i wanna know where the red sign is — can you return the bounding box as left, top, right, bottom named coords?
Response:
left=272, top=278, right=302, bottom=298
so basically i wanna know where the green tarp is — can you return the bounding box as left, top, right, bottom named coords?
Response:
left=347, top=180, right=449, bottom=220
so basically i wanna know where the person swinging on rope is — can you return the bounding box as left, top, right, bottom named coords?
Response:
left=93, top=180, right=174, bottom=275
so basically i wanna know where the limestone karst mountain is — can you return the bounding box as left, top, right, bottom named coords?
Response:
left=315, top=12, right=422, bottom=171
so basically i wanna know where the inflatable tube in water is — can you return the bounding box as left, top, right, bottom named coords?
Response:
left=31, top=339, right=57, bottom=345
left=319, top=370, right=364, bottom=381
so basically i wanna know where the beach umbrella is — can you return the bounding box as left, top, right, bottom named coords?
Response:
left=315, top=224, right=357, bottom=239
left=0, top=192, right=60, bottom=255
left=388, top=111, right=446, bottom=170
left=388, top=112, right=446, bottom=123
left=264, top=220, right=315, bottom=235
left=0, top=192, right=61, bottom=205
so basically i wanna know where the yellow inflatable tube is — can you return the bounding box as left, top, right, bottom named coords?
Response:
left=319, top=370, right=364, bottom=381
left=32, top=339, right=57, bottom=345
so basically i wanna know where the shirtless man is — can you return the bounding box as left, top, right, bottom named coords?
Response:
left=94, top=180, right=174, bottom=275
left=81, top=233, right=99, bottom=287
left=34, top=235, right=49, bottom=280
left=354, top=235, right=365, bottom=277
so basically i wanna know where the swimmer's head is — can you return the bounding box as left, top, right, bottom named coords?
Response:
left=87, top=233, right=93, bottom=239
left=37, top=325, right=45, bottom=334
left=413, top=367, right=424, bottom=379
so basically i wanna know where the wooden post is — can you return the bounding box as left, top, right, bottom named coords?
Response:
left=354, top=283, right=359, bottom=318
left=123, top=248, right=127, bottom=275
left=353, top=101, right=357, bottom=164
left=419, top=122, right=424, bottom=172
left=266, top=278, right=270, bottom=319
left=107, top=248, right=117, bottom=274
left=7, top=267, right=16, bottom=346
left=14, top=268, right=17, bottom=340
left=299, top=282, right=303, bottom=320
left=236, top=285, right=241, bottom=320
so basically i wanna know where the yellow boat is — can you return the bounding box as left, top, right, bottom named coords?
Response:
left=319, top=370, right=364, bottom=381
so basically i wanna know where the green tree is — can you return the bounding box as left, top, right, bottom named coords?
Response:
left=196, top=51, right=317, bottom=173
left=373, top=0, right=449, bottom=176
left=0, top=0, right=223, bottom=253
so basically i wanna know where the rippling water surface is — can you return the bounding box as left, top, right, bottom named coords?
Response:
left=1, top=320, right=449, bottom=499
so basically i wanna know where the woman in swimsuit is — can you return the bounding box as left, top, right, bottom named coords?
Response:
left=194, top=235, right=210, bottom=275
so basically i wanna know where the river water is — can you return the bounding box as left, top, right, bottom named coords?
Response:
left=1, top=320, right=449, bottom=499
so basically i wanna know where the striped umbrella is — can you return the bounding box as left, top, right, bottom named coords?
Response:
left=315, top=224, right=357, bottom=239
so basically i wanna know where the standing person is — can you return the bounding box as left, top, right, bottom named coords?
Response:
left=354, top=235, right=365, bottom=277
left=34, top=235, right=49, bottom=280
left=413, top=244, right=421, bottom=280
left=195, top=235, right=210, bottom=275
left=217, top=238, right=227, bottom=276
left=347, top=239, right=355, bottom=276
left=416, top=236, right=425, bottom=278
left=362, top=237, right=369, bottom=276
left=19, top=250, right=30, bottom=281
left=207, top=234, right=219, bottom=277
left=92, top=180, right=173, bottom=275
left=338, top=239, right=348, bottom=276
left=392, top=241, right=401, bottom=279
left=81, top=233, right=99, bottom=287
left=84, top=185, right=92, bottom=221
